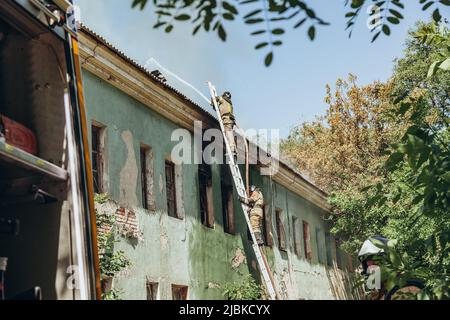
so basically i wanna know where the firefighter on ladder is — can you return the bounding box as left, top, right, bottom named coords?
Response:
left=212, top=91, right=237, bottom=159
left=240, top=185, right=265, bottom=246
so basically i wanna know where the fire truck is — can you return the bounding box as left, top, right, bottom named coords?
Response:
left=0, top=0, right=100, bottom=300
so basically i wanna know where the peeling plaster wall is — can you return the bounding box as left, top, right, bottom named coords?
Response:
left=83, top=71, right=357, bottom=300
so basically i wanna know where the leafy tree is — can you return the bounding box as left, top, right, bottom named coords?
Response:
left=363, top=22, right=449, bottom=299
left=281, top=76, right=404, bottom=193
left=130, top=0, right=449, bottom=66
left=282, top=22, right=449, bottom=299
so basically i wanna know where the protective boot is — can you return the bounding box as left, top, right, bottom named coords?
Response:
left=254, top=232, right=264, bottom=246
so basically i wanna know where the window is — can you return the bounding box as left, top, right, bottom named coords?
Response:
left=199, top=163, right=214, bottom=228
left=335, top=238, right=343, bottom=270
left=221, top=166, right=234, bottom=234
left=221, top=184, right=234, bottom=234
left=140, top=145, right=154, bottom=210
left=91, top=124, right=104, bottom=194
left=303, top=221, right=312, bottom=261
left=316, top=227, right=324, bottom=264
left=263, top=205, right=273, bottom=247
left=165, top=160, right=178, bottom=218
left=292, top=217, right=301, bottom=257
left=325, top=232, right=334, bottom=267
left=276, top=209, right=287, bottom=251
left=172, top=285, right=188, bottom=300
left=146, top=281, right=158, bottom=300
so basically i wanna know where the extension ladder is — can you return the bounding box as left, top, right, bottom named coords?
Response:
left=208, top=82, right=279, bottom=300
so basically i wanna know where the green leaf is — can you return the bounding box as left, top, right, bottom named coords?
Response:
left=244, top=9, right=262, bottom=19
left=175, top=14, right=191, bottom=21
left=251, top=30, right=266, bottom=35
left=432, top=8, right=442, bottom=22
left=382, top=24, right=391, bottom=35
left=428, top=60, right=442, bottom=78
left=245, top=18, right=264, bottom=24
left=165, top=25, right=173, bottom=33
left=272, top=28, right=285, bottom=35
left=255, top=42, right=269, bottom=50
left=386, top=152, right=404, bottom=170
left=422, top=1, right=434, bottom=11
left=387, top=17, right=400, bottom=25
left=265, top=52, right=274, bottom=67
left=308, top=26, right=316, bottom=40
left=218, top=25, right=227, bottom=41
left=223, top=1, right=238, bottom=15
left=294, top=18, right=308, bottom=28
left=439, top=58, right=450, bottom=71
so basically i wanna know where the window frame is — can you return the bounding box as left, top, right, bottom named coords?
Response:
left=165, top=160, right=179, bottom=219
left=303, top=220, right=312, bottom=261
left=171, top=285, right=188, bottom=300
left=91, top=123, right=105, bottom=194
left=276, top=209, right=287, bottom=252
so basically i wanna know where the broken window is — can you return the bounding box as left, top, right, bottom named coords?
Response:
left=140, top=145, right=154, bottom=210
left=303, top=221, right=312, bottom=261
left=221, top=166, right=234, bottom=234
left=165, top=160, right=178, bottom=219
left=276, top=209, right=287, bottom=251
left=292, top=217, right=301, bottom=257
left=262, top=205, right=273, bottom=247
left=199, top=163, right=214, bottom=228
left=91, top=124, right=105, bottom=194
left=146, top=281, right=158, bottom=300
left=172, top=285, right=188, bottom=300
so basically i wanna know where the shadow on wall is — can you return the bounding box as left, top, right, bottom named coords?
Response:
left=325, top=264, right=363, bottom=300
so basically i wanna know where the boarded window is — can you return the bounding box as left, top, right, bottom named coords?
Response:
left=263, top=205, right=273, bottom=247
left=276, top=209, right=287, bottom=251
left=172, top=285, right=188, bottom=300
left=91, top=124, right=104, bottom=194
left=325, top=232, right=334, bottom=267
left=303, top=221, right=312, bottom=261
left=199, top=164, right=214, bottom=228
left=146, top=281, right=158, bottom=300
left=140, top=145, right=154, bottom=210
left=165, top=160, right=178, bottom=218
left=292, top=217, right=301, bottom=257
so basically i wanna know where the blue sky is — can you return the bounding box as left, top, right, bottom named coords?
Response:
left=75, top=0, right=434, bottom=138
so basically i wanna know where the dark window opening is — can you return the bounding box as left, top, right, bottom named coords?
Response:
left=165, top=160, right=178, bottom=218
left=91, top=124, right=104, bottom=194
left=146, top=282, right=158, bottom=300
left=292, top=217, right=301, bottom=257
left=221, top=166, right=234, bottom=234
left=276, top=209, right=287, bottom=251
left=316, top=227, right=324, bottom=264
left=140, top=145, right=152, bottom=210
left=199, top=163, right=214, bottom=228
left=262, top=205, right=273, bottom=247
left=303, top=221, right=312, bottom=261
left=325, top=232, right=334, bottom=267
left=221, top=184, right=234, bottom=234
left=172, top=285, right=188, bottom=300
